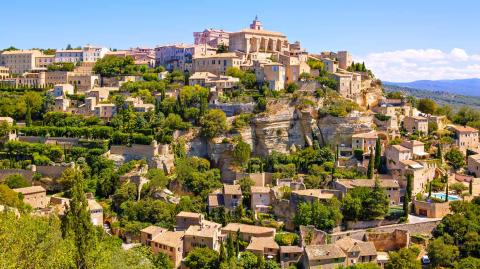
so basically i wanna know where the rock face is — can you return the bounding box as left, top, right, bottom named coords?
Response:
left=208, top=140, right=235, bottom=183
left=316, top=113, right=374, bottom=147
left=252, top=100, right=308, bottom=156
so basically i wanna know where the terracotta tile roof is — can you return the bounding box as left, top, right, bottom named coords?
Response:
left=251, top=186, right=270, bottom=194
left=305, top=244, right=346, bottom=260
left=337, top=179, right=399, bottom=189
left=223, top=184, right=242, bottom=195
left=208, top=193, right=222, bottom=207
left=141, top=225, right=167, bottom=235
left=352, top=132, right=378, bottom=139
left=246, top=236, right=279, bottom=251
left=448, top=124, right=478, bottom=133
left=222, top=223, right=275, bottom=236
left=13, top=186, right=46, bottom=194
left=335, top=237, right=377, bottom=257
left=185, top=225, right=217, bottom=238
left=151, top=231, right=184, bottom=247
left=176, top=211, right=202, bottom=219
left=392, top=145, right=411, bottom=152
left=280, top=245, right=303, bottom=253
left=292, top=189, right=334, bottom=199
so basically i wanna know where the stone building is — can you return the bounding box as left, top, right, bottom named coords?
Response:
left=447, top=124, right=479, bottom=153
left=194, top=28, right=230, bottom=47
left=151, top=231, right=184, bottom=268
left=246, top=236, right=280, bottom=259
left=403, top=116, right=428, bottom=135
left=468, top=154, right=480, bottom=177
left=0, top=50, right=43, bottom=74
left=229, top=17, right=289, bottom=56
left=221, top=223, right=276, bottom=242
left=334, top=179, right=401, bottom=205
left=13, top=186, right=48, bottom=209
left=192, top=52, right=243, bottom=75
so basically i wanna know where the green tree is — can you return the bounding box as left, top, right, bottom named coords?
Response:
left=239, top=251, right=258, bottom=269
left=367, top=148, right=375, bottom=179
left=184, top=247, right=219, bottom=269
left=61, top=168, right=97, bottom=269
left=445, top=148, right=465, bottom=169
left=374, top=138, right=382, bottom=171
left=294, top=199, right=343, bottom=231
left=4, top=174, right=30, bottom=189
left=417, top=98, right=437, bottom=115
left=385, top=246, right=421, bottom=269
left=404, top=174, right=413, bottom=218
left=427, top=237, right=460, bottom=268
left=151, top=252, right=174, bottom=269
left=0, top=212, right=74, bottom=268
left=265, top=260, right=281, bottom=269
left=200, top=109, right=227, bottom=138
left=233, top=141, right=251, bottom=168
left=455, top=257, right=480, bottom=269
left=25, top=102, right=32, bottom=127
left=0, top=184, right=25, bottom=209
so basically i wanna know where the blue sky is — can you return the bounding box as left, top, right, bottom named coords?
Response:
left=1, top=0, right=480, bottom=82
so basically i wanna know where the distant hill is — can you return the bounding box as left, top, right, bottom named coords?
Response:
left=384, top=78, right=480, bottom=97
left=383, top=85, right=480, bottom=110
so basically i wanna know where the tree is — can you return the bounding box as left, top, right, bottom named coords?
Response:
left=265, top=260, right=281, bottom=269
left=239, top=251, right=258, bottom=269
left=61, top=168, right=97, bottom=269
left=0, top=184, right=25, bottom=209
left=200, top=109, right=227, bottom=138
left=417, top=98, right=437, bottom=115
left=4, top=174, right=30, bottom=189
left=367, top=148, right=374, bottom=179
left=25, top=102, right=32, bottom=127
left=184, top=247, right=219, bottom=269
left=226, top=234, right=235, bottom=259
left=370, top=178, right=390, bottom=217
left=437, top=143, right=443, bottom=164
left=294, top=199, right=343, bottom=231
left=0, top=212, right=75, bottom=268
left=450, top=182, right=468, bottom=195
left=151, top=252, right=174, bottom=269
left=233, top=141, right=251, bottom=168
left=385, top=246, right=421, bottom=269
left=455, top=257, right=480, bottom=269
left=257, top=256, right=266, bottom=269
left=445, top=148, right=465, bottom=169
left=286, top=83, right=299, bottom=93
left=404, top=174, right=413, bottom=218
left=427, top=237, right=460, bottom=268
left=374, top=138, right=382, bottom=171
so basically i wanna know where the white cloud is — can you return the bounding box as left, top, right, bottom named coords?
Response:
left=357, top=48, right=480, bottom=82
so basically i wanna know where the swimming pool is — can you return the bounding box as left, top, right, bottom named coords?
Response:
left=431, top=193, right=460, bottom=201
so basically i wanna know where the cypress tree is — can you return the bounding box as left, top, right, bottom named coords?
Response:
left=219, top=240, right=227, bottom=262
left=61, top=168, right=96, bottom=269
left=437, top=143, right=443, bottom=164
left=374, top=138, right=382, bottom=171
left=445, top=179, right=449, bottom=202
left=469, top=179, right=473, bottom=195
left=235, top=229, right=240, bottom=255
left=367, top=148, right=375, bottom=179
left=226, top=234, right=235, bottom=259
left=428, top=181, right=432, bottom=198
left=404, top=174, right=413, bottom=217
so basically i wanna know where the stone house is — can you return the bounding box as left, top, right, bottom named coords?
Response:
left=413, top=199, right=451, bottom=218
left=351, top=132, right=378, bottom=154
left=183, top=224, right=221, bottom=255
left=175, top=211, right=204, bottom=231
left=151, top=231, right=184, bottom=268
left=140, top=225, right=167, bottom=246
left=403, top=116, right=428, bottom=135
left=468, top=154, right=480, bottom=177
left=303, top=237, right=377, bottom=269
left=280, top=246, right=303, bottom=268
left=221, top=223, right=276, bottom=242
left=334, top=179, right=401, bottom=205
left=13, top=186, right=48, bottom=209
left=208, top=184, right=243, bottom=212
left=250, top=186, right=271, bottom=213
left=246, top=236, right=280, bottom=259
left=447, top=125, right=479, bottom=153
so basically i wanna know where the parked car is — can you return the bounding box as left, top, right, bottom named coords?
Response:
left=421, top=255, right=430, bottom=264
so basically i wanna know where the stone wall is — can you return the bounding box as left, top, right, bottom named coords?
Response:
left=329, top=220, right=441, bottom=242
left=209, top=101, right=255, bottom=117
left=365, top=229, right=409, bottom=252
left=34, top=165, right=70, bottom=179
left=0, top=169, right=34, bottom=181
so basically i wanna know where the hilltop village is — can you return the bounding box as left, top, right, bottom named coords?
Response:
left=0, top=18, right=480, bottom=269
